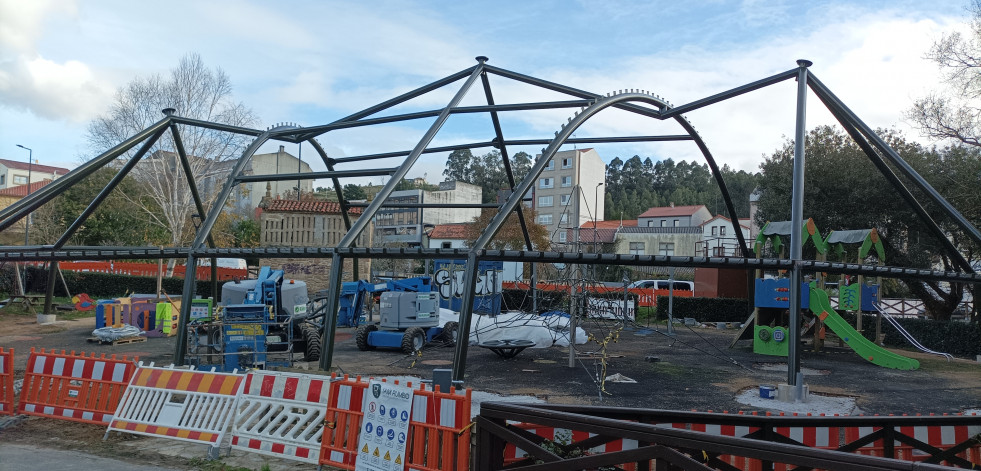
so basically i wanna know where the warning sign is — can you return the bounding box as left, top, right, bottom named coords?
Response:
left=355, top=380, right=414, bottom=471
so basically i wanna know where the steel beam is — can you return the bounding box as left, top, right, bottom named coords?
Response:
left=660, top=68, right=800, bottom=118
left=671, top=117, right=750, bottom=257
left=0, top=118, right=172, bottom=231
left=479, top=56, right=534, bottom=251
left=810, top=78, right=974, bottom=273
left=169, top=116, right=264, bottom=137
left=807, top=74, right=981, bottom=258
left=451, top=252, right=481, bottom=381
left=345, top=202, right=500, bottom=209
left=53, top=127, right=166, bottom=248
left=234, top=168, right=396, bottom=183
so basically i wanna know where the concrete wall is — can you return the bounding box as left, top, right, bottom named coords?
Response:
left=615, top=231, right=703, bottom=257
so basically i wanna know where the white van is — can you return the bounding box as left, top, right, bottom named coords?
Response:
left=628, top=279, right=694, bottom=291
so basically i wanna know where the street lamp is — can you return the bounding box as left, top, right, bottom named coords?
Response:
left=15, top=144, right=32, bottom=245
left=593, top=182, right=604, bottom=253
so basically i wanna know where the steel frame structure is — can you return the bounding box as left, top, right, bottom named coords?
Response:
left=1, top=57, right=978, bottom=385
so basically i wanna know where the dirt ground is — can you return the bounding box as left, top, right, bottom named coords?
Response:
left=1, top=309, right=980, bottom=469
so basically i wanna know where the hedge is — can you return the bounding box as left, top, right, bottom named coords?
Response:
left=654, top=296, right=751, bottom=323
left=1, top=265, right=216, bottom=300
left=837, top=311, right=981, bottom=358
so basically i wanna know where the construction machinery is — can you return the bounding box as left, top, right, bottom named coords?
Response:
left=187, top=267, right=314, bottom=371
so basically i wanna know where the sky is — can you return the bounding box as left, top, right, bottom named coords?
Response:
left=0, top=0, right=972, bottom=187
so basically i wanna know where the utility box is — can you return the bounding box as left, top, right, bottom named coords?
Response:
left=379, top=292, right=439, bottom=330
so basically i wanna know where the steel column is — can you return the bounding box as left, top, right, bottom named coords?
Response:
left=174, top=130, right=272, bottom=365
left=318, top=253, right=346, bottom=370
left=451, top=252, right=481, bottom=381
left=808, top=74, right=981, bottom=264
left=787, top=60, right=811, bottom=388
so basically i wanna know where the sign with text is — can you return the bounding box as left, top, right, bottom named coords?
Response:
left=586, top=297, right=636, bottom=321
left=355, top=380, right=414, bottom=471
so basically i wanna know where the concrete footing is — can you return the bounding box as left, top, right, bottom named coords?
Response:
left=777, top=383, right=809, bottom=403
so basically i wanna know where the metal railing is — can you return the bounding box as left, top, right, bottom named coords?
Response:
left=476, top=402, right=981, bottom=470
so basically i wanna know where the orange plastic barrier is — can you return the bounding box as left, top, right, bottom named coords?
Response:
left=17, top=348, right=138, bottom=425
left=319, top=375, right=472, bottom=471
left=503, top=281, right=693, bottom=307
left=0, top=347, right=13, bottom=416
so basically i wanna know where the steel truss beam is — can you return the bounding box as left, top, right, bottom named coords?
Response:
left=234, top=168, right=396, bottom=183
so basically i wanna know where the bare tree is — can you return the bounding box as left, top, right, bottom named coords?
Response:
left=86, top=53, right=258, bottom=272
left=908, top=1, right=981, bottom=146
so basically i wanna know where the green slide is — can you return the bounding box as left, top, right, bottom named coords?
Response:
left=809, top=283, right=919, bottom=370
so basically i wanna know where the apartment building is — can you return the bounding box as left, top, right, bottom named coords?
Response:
left=531, top=148, right=605, bottom=248
left=0, top=159, right=69, bottom=190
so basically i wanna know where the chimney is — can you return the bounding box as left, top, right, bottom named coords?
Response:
left=279, top=145, right=285, bottom=153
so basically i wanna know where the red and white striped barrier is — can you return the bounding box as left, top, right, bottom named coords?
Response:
left=843, top=416, right=981, bottom=466
left=229, top=371, right=332, bottom=464
left=318, top=376, right=473, bottom=471
left=0, top=347, right=13, bottom=416
left=18, top=348, right=137, bottom=425
left=107, top=365, right=244, bottom=454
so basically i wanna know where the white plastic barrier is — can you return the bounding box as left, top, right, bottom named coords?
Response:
left=229, top=370, right=332, bottom=464
left=105, top=364, right=245, bottom=455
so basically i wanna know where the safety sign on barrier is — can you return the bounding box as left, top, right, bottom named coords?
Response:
left=355, top=379, right=414, bottom=471
left=18, top=348, right=137, bottom=425
left=229, top=370, right=332, bottom=464
left=107, top=365, right=244, bottom=449
left=319, top=376, right=472, bottom=471
left=0, top=347, right=13, bottom=416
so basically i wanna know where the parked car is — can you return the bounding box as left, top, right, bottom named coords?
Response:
left=627, top=280, right=694, bottom=291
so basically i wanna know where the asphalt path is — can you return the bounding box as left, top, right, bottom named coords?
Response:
left=0, top=444, right=178, bottom=471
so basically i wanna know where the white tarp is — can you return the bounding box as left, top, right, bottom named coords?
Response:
left=438, top=309, right=587, bottom=348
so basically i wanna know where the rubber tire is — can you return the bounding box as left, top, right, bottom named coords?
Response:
left=402, top=327, right=426, bottom=354
left=356, top=324, right=378, bottom=351
left=441, top=321, right=459, bottom=346
left=301, top=323, right=322, bottom=361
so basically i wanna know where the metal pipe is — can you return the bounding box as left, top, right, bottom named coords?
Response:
left=345, top=202, right=500, bottom=209
left=787, top=60, right=811, bottom=388
left=661, top=68, right=800, bottom=118
left=451, top=252, right=481, bottom=381
left=318, top=253, right=345, bottom=371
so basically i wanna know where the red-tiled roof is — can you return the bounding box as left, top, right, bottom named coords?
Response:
left=0, top=179, right=52, bottom=197
left=0, top=159, right=70, bottom=175
left=429, top=223, right=470, bottom=239
left=264, top=199, right=363, bottom=214
left=569, top=227, right=619, bottom=244
left=580, top=220, right=637, bottom=229
left=638, top=205, right=706, bottom=218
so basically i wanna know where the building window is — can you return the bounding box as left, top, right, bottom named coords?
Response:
left=660, top=220, right=666, bottom=227
left=544, top=159, right=554, bottom=170
left=538, top=214, right=553, bottom=225
left=629, top=242, right=645, bottom=255
left=441, top=241, right=452, bottom=249
left=539, top=178, right=553, bottom=189
left=559, top=213, right=568, bottom=224
left=0, top=175, right=4, bottom=185
left=673, top=219, right=679, bottom=227
left=560, top=194, right=571, bottom=206
left=647, top=220, right=653, bottom=227
left=711, top=226, right=718, bottom=236
left=13, top=176, right=27, bottom=185
left=561, top=176, right=572, bottom=187
left=559, top=232, right=567, bottom=243
left=538, top=195, right=553, bottom=207
left=659, top=242, right=675, bottom=256
left=562, top=158, right=572, bottom=169
left=720, top=225, right=726, bottom=235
